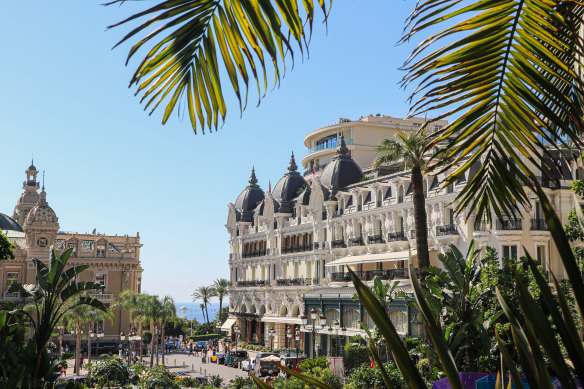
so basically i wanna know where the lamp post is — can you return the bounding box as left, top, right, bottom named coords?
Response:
left=89, top=330, right=95, bottom=364
left=120, top=332, right=126, bottom=365
left=286, top=327, right=292, bottom=356
left=333, top=320, right=340, bottom=357
left=96, top=330, right=104, bottom=359
left=268, top=328, right=275, bottom=351
left=56, top=325, right=64, bottom=357
left=341, top=326, right=347, bottom=357
left=233, top=324, right=240, bottom=352
left=294, top=328, right=300, bottom=360
left=301, top=308, right=326, bottom=359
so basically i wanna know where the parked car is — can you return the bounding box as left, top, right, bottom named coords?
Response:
left=241, top=358, right=255, bottom=372
left=171, top=371, right=190, bottom=381
left=253, top=353, right=280, bottom=377
left=195, top=341, right=208, bottom=351
left=227, top=350, right=248, bottom=368
left=166, top=340, right=178, bottom=350
left=211, top=353, right=226, bottom=364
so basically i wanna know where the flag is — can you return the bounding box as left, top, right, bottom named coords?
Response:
left=269, top=180, right=271, bottom=193
left=312, top=167, right=315, bottom=177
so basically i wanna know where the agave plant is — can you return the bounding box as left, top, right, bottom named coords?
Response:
left=7, top=247, right=107, bottom=386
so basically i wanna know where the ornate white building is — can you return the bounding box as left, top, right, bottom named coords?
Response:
left=225, top=119, right=578, bottom=357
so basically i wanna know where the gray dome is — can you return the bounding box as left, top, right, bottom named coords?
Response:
left=295, top=187, right=311, bottom=206
left=320, top=135, right=363, bottom=197
left=272, top=152, right=308, bottom=214
left=0, top=213, right=23, bottom=232
left=234, top=168, right=265, bottom=223
left=256, top=197, right=279, bottom=216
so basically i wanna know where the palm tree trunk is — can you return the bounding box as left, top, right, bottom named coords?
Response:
left=139, top=322, right=143, bottom=363
left=219, top=297, right=223, bottom=323
left=205, top=302, right=210, bottom=325
left=161, top=321, right=166, bottom=365
left=150, top=321, right=155, bottom=368
left=76, top=322, right=82, bottom=376
left=411, top=164, right=430, bottom=280
left=87, top=323, right=92, bottom=365
left=155, top=323, right=160, bottom=366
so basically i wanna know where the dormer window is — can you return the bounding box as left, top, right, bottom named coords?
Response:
left=68, top=243, right=77, bottom=257
left=97, top=244, right=106, bottom=258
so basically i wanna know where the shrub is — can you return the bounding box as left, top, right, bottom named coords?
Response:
left=232, top=376, right=254, bottom=389
left=182, top=377, right=200, bottom=388
left=298, top=357, right=329, bottom=372
left=343, top=343, right=370, bottom=373
left=346, top=362, right=406, bottom=389
left=139, top=365, right=180, bottom=389
left=273, top=367, right=342, bottom=389
left=187, top=334, right=218, bottom=342
left=209, top=374, right=224, bottom=388
left=85, top=356, right=130, bottom=388
left=142, top=331, right=152, bottom=345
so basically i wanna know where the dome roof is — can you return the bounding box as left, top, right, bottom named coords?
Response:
left=295, top=187, right=311, bottom=206
left=272, top=152, right=308, bottom=214
left=320, top=135, right=363, bottom=197
left=26, top=189, right=58, bottom=226
left=256, top=197, right=280, bottom=216
left=0, top=213, right=23, bottom=232
left=234, top=168, right=265, bottom=223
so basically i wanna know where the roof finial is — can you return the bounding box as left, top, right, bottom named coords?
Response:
left=336, top=134, right=348, bottom=155
left=249, top=166, right=258, bottom=186
left=287, top=151, right=298, bottom=172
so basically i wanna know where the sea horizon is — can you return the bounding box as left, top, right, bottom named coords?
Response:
left=174, top=301, right=226, bottom=323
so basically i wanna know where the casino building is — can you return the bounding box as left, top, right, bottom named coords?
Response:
left=224, top=115, right=579, bottom=357
left=0, top=162, right=143, bottom=340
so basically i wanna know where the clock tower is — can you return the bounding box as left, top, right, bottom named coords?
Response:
left=23, top=178, right=59, bottom=261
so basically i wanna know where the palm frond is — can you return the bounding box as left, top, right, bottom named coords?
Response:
left=400, top=0, right=584, bottom=222
left=107, top=0, right=330, bottom=133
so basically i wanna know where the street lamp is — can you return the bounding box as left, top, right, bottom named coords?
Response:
left=268, top=328, right=275, bottom=351
left=56, top=325, right=64, bottom=357
left=286, top=327, right=292, bottom=355
left=97, top=330, right=104, bottom=359
left=302, top=308, right=325, bottom=359
left=120, top=332, right=127, bottom=365
left=233, top=324, right=240, bottom=351
left=333, top=319, right=340, bottom=357
left=294, top=328, right=300, bottom=360
left=341, top=326, right=347, bottom=357
left=89, top=330, right=95, bottom=363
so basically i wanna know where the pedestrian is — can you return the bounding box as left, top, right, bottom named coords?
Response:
left=189, top=343, right=193, bottom=356
left=79, top=355, right=84, bottom=370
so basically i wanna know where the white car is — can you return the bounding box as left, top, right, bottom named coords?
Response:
left=241, top=358, right=255, bottom=372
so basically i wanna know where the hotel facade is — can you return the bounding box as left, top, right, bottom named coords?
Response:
left=224, top=115, right=578, bottom=357
left=0, top=162, right=143, bottom=340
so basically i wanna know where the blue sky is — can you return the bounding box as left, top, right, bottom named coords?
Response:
left=0, top=0, right=428, bottom=301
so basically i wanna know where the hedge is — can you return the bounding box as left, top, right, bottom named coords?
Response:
left=187, top=334, right=219, bottom=342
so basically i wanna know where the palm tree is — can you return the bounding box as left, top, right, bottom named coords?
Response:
left=105, top=0, right=330, bottom=134
left=112, top=290, right=149, bottom=362
left=192, top=286, right=215, bottom=324
left=84, top=306, right=114, bottom=365
left=374, top=128, right=434, bottom=278
left=212, top=278, right=229, bottom=324
left=159, top=295, right=176, bottom=366
left=199, top=304, right=206, bottom=324
left=133, top=295, right=164, bottom=367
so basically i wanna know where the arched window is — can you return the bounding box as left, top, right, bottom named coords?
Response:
left=398, top=185, right=404, bottom=203
left=389, top=311, right=407, bottom=334
left=363, top=312, right=375, bottom=330
left=325, top=309, right=340, bottom=326
left=343, top=309, right=361, bottom=329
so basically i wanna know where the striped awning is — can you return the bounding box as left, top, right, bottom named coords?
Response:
left=326, top=249, right=416, bottom=267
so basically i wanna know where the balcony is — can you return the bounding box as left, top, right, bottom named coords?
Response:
left=89, top=293, right=114, bottom=302
left=242, top=249, right=267, bottom=258
left=388, top=231, right=406, bottom=242
left=331, top=239, right=346, bottom=248
left=331, top=268, right=413, bottom=282
left=376, top=200, right=382, bottom=208
left=305, top=138, right=354, bottom=155
left=236, top=280, right=268, bottom=287
left=281, top=244, right=313, bottom=254
left=410, top=230, right=416, bottom=239
left=496, top=219, right=522, bottom=230
left=531, top=219, right=548, bottom=231
left=276, top=278, right=307, bottom=286
left=367, top=235, right=385, bottom=244
left=348, top=237, right=365, bottom=247
left=397, top=196, right=404, bottom=203
left=436, top=224, right=458, bottom=236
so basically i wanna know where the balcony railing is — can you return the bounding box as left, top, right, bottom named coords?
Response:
left=281, top=244, right=314, bottom=254
left=474, top=220, right=489, bottom=232
left=436, top=224, right=458, bottom=236
left=367, top=235, right=385, bottom=244
left=331, top=239, right=346, bottom=248
left=531, top=219, right=548, bottom=231
left=236, top=280, right=268, bottom=287
left=376, top=200, right=382, bottom=207
left=410, top=230, right=416, bottom=239
left=331, top=268, right=413, bottom=282
left=242, top=249, right=267, bottom=258
left=276, top=278, right=307, bottom=286
left=388, top=231, right=406, bottom=242
left=397, top=196, right=404, bottom=203
left=89, top=293, right=114, bottom=301
left=496, top=219, right=522, bottom=230
left=349, top=237, right=365, bottom=246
